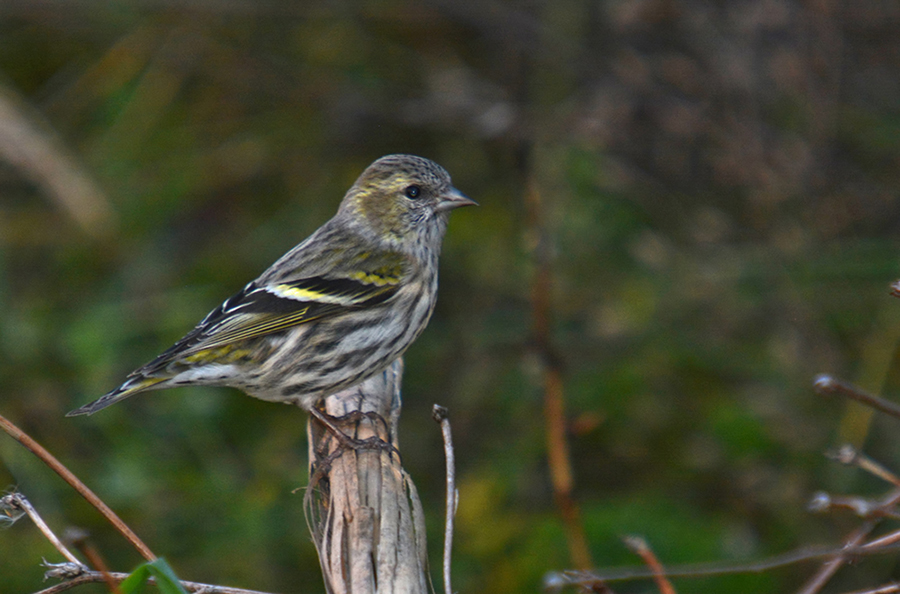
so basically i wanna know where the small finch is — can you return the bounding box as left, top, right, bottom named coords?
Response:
left=68, top=154, right=474, bottom=417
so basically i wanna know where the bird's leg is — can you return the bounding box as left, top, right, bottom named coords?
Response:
left=309, top=407, right=400, bottom=461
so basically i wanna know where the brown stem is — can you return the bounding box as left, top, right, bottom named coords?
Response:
left=796, top=487, right=900, bottom=594
left=0, top=413, right=156, bottom=562
left=67, top=528, right=121, bottom=594
left=33, top=571, right=278, bottom=594
left=624, top=535, right=676, bottom=594
left=826, top=445, right=900, bottom=487
left=814, top=375, right=900, bottom=421
left=524, top=167, right=593, bottom=571
left=546, top=540, right=900, bottom=591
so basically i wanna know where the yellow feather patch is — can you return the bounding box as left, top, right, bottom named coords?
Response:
left=349, top=269, right=401, bottom=286
left=271, top=284, right=353, bottom=304
left=183, top=343, right=253, bottom=364
left=123, top=377, right=166, bottom=394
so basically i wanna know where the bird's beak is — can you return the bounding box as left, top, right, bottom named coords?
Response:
left=436, top=187, right=478, bottom=212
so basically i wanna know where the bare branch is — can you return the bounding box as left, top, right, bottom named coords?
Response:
left=545, top=540, right=900, bottom=591
left=65, top=527, right=121, bottom=593
left=623, top=535, right=676, bottom=594
left=808, top=492, right=900, bottom=520
left=0, top=493, right=86, bottom=568
left=796, top=487, right=900, bottom=594
left=34, top=570, right=279, bottom=594
left=432, top=404, right=456, bottom=594
left=814, top=375, right=900, bottom=421
left=890, top=280, right=900, bottom=299
left=522, top=151, right=593, bottom=572
left=839, top=583, right=900, bottom=594
left=825, top=445, right=900, bottom=487
left=0, top=412, right=157, bottom=561
left=860, top=528, right=900, bottom=551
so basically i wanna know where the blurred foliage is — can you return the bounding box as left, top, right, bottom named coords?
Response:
left=0, top=1, right=899, bottom=592
left=121, top=559, right=188, bottom=594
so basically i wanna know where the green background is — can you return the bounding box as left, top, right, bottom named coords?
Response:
left=1, top=2, right=899, bottom=592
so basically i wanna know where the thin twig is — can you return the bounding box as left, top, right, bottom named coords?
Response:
left=826, top=445, right=900, bottom=487
left=65, top=527, right=121, bottom=594
left=861, top=528, right=900, bottom=551
left=797, top=486, right=900, bottom=594
left=522, top=155, right=593, bottom=571
left=890, top=280, right=900, bottom=299
left=841, top=583, right=900, bottom=594
left=0, top=493, right=85, bottom=568
left=544, top=540, right=900, bottom=590
left=808, top=492, right=900, bottom=520
left=433, top=405, right=456, bottom=594
left=0, top=412, right=156, bottom=561
left=814, top=375, right=900, bottom=421
left=796, top=528, right=869, bottom=594
left=34, top=571, right=279, bottom=594
left=623, top=536, right=676, bottom=594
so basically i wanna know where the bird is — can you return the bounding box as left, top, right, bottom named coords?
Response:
left=68, top=154, right=475, bottom=418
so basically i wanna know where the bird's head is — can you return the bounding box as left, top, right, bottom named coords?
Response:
left=339, top=154, right=475, bottom=248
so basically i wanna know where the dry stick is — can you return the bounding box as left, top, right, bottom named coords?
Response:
left=623, top=536, right=676, bottom=594
left=841, top=584, right=900, bottom=594
left=798, top=374, right=900, bottom=594
left=546, top=541, right=900, bottom=590
left=797, top=523, right=874, bottom=594
left=827, top=445, right=900, bottom=487
left=796, top=487, right=900, bottom=594
left=523, top=166, right=593, bottom=571
left=0, top=413, right=156, bottom=562
left=66, top=527, right=122, bottom=594
left=801, top=375, right=900, bottom=593
left=432, top=405, right=456, bottom=594
left=1, top=493, right=85, bottom=568
left=890, top=280, right=900, bottom=299
left=31, top=571, right=278, bottom=594
left=861, top=528, right=900, bottom=550
left=814, top=375, right=900, bottom=421
left=809, top=492, right=900, bottom=520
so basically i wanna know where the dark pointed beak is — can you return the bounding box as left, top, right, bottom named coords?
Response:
left=436, top=187, right=478, bottom=212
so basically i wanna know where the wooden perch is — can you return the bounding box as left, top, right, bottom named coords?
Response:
left=304, top=359, right=431, bottom=594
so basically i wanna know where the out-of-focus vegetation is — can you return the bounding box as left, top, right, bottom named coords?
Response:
left=0, top=1, right=899, bottom=592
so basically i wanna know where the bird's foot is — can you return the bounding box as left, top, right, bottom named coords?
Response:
left=309, top=407, right=399, bottom=460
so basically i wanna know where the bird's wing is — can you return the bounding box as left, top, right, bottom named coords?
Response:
left=128, top=233, right=411, bottom=374
left=180, top=274, right=399, bottom=354
left=67, top=259, right=407, bottom=416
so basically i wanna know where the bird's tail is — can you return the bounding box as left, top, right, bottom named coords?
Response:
left=66, top=376, right=167, bottom=417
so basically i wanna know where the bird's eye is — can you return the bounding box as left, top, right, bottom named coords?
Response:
left=404, top=185, right=421, bottom=199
